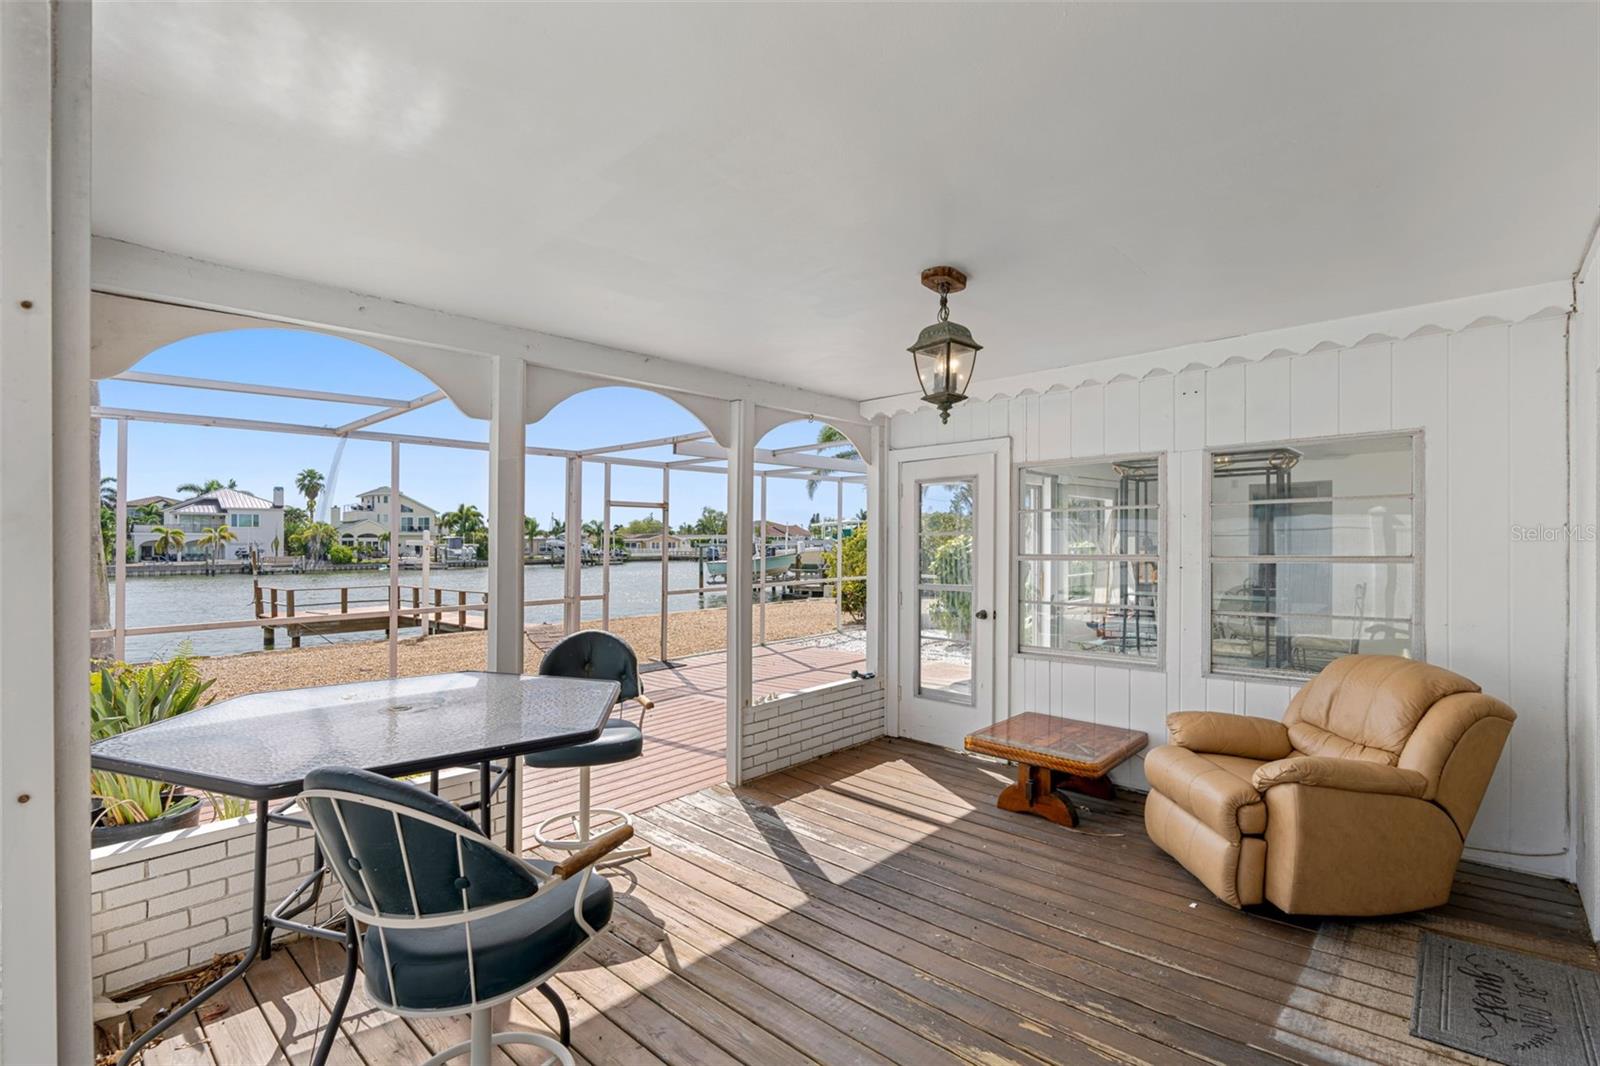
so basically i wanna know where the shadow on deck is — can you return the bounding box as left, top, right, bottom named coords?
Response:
left=113, top=737, right=1597, bottom=1066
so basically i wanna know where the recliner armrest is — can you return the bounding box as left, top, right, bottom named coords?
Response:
left=1252, top=756, right=1428, bottom=798
left=1167, top=712, right=1292, bottom=760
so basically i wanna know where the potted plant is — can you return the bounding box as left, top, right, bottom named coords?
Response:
left=90, top=652, right=216, bottom=845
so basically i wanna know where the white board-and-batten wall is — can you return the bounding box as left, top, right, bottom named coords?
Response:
left=881, top=308, right=1572, bottom=877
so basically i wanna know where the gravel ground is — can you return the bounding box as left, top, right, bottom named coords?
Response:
left=196, top=598, right=856, bottom=701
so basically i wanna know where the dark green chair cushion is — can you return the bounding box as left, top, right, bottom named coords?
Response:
left=522, top=721, right=643, bottom=769
left=361, top=857, right=613, bottom=1011
left=538, top=631, right=642, bottom=703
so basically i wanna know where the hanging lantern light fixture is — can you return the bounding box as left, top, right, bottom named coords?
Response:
left=908, top=266, right=982, bottom=423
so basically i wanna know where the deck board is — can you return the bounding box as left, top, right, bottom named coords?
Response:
left=133, top=738, right=1597, bottom=1066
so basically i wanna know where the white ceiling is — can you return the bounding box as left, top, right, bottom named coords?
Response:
left=93, top=2, right=1599, bottom=402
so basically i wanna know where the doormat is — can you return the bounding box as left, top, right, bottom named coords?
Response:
left=1412, top=931, right=1600, bottom=1065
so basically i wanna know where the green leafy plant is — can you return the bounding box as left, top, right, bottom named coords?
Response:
left=927, top=533, right=974, bottom=639
left=326, top=543, right=355, bottom=564
left=90, top=653, right=216, bottom=828
left=824, top=522, right=869, bottom=621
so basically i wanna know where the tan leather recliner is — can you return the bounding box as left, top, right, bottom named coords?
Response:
left=1143, top=655, right=1515, bottom=915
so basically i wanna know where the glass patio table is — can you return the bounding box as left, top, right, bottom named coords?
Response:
left=92, top=671, right=620, bottom=1066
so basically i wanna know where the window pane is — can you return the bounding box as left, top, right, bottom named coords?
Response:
left=919, top=481, right=974, bottom=534
left=918, top=590, right=973, bottom=702
left=1210, top=436, right=1413, bottom=504
left=1211, top=613, right=1416, bottom=673
left=1020, top=458, right=1159, bottom=509
left=1019, top=604, right=1158, bottom=659
left=1016, top=456, right=1162, bottom=662
left=1211, top=498, right=1413, bottom=558
left=1019, top=560, right=1157, bottom=608
left=1212, top=560, right=1413, bottom=620
left=919, top=531, right=972, bottom=585
left=1019, top=507, right=1159, bottom=556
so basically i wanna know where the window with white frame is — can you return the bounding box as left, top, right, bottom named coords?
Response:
left=1017, top=456, right=1162, bottom=662
left=1207, top=433, right=1418, bottom=677
left=228, top=513, right=260, bottom=528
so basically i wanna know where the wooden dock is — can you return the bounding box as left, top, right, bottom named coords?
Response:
left=252, top=581, right=487, bottom=648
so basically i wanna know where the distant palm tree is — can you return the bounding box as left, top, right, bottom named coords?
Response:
left=440, top=503, right=485, bottom=538
left=133, top=502, right=165, bottom=527
left=195, top=524, right=237, bottom=567
left=300, top=521, right=338, bottom=566
left=582, top=519, right=605, bottom=547
left=547, top=515, right=566, bottom=538
left=100, top=476, right=118, bottom=509
left=295, top=469, right=325, bottom=517
left=176, top=478, right=234, bottom=496
left=524, top=516, right=544, bottom=540
left=805, top=424, right=860, bottom=499
left=150, top=526, right=186, bottom=561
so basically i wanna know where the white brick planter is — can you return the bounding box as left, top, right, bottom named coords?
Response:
left=89, top=767, right=506, bottom=998
left=741, top=675, right=886, bottom=780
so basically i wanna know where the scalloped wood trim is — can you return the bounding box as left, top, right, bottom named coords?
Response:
left=860, top=280, right=1573, bottom=419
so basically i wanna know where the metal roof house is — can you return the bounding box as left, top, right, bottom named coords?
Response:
left=2, top=4, right=1598, bottom=1065
left=131, top=487, right=285, bottom=561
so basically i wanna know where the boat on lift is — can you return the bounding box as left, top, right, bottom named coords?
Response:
left=705, top=549, right=799, bottom=582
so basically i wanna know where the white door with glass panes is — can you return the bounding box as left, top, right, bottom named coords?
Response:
left=896, top=453, right=998, bottom=748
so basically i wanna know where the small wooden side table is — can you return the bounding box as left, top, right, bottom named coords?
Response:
left=964, top=712, right=1148, bottom=827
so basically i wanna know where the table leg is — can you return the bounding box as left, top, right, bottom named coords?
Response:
left=504, top=758, right=520, bottom=852
left=478, top=760, right=493, bottom=836
left=116, top=800, right=270, bottom=1066
left=997, top=762, right=1078, bottom=827
left=1057, top=771, right=1116, bottom=800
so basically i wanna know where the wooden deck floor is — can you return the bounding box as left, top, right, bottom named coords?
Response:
left=124, top=738, right=1596, bottom=1066
left=518, top=639, right=867, bottom=835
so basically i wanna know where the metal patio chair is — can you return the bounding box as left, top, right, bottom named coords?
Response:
left=524, top=631, right=653, bottom=863
left=300, top=766, right=633, bottom=1066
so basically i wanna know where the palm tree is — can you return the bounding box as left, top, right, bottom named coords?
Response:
left=150, top=526, right=186, bottom=561
left=299, top=521, right=338, bottom=566
left=547, top=515, right=566, bottom=538
left=176, top=478, right=234, bottom=496
left=133, top=501, right=165, bottom=527
left=805, top=424, right=860, bottom=498
left=195, top=524, right=237, bottom=568
left=524, top=516, right=544, bottom=540
left=100, top=476, right=118, bottom=509
left=582, top=519, right=605, bottom=547
left=440, top=503, right=485, bottom=538
left=295, top=469, right=325, bottom=517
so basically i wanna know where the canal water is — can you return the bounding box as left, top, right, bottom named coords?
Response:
left=108, top=560, right=727, bottom=661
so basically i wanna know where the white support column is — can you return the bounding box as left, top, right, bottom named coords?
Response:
left=725, top=401, right=756, bottom=785
left=3, top=2, right=90, bottom=1058
left=114, top=419, right=129, bottom=661
left=835, top=478, right=845, bottom=634
left=487, top=356, right=526, bottom=673
left=758, top=473, right=768, bottom=646
left=659, top=466, right=670, bottom=661
left=563, top=457, right=583, bottom=634
left=865, top=419, right=888, bottom=676
left=387, top=443, right=401, bottom=679
left=601, top=463, right=612, bottom=630
left=54, top=4, right=94, bottom=1055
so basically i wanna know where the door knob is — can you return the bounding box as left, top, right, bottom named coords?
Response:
left=975, top=609, right=990, bottom=620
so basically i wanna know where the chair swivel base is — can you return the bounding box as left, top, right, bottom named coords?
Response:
left=533, top=807, right=651, bottom=863
left=419, top=1029, right=573, bottom=1066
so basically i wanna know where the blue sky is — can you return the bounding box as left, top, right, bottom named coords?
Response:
left=98, top=329, right=866, bottom=528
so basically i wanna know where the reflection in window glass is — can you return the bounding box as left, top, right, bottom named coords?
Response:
left=1016, top=456, right=1162, bottom=661
left=1207, top=434, right=1418, bottom=676
left=916, top=480, right=975, bottom=703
